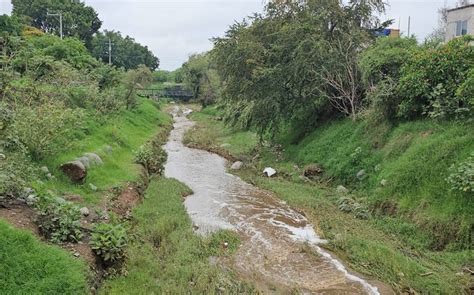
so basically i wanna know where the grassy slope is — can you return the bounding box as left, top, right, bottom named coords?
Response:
left=39, top=98, right=171, bottom=205
left=0, top=98, right=172, bottom=294
left=0, top=220, right=88, bottom=294
left=101, top=177, right=254, bottom=294
left=185, top=107, right=473, bottom=294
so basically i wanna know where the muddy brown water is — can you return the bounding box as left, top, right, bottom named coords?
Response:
left=164, top=107, right=384, bottom=294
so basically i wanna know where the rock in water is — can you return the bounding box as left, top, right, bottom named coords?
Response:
left=263, top=167, right=277, bottom=177
left=84, top=153, right=103, bottom=166
left=60, top=161, right=87, bottom=183
left=230, top=161, right=243, bottom=170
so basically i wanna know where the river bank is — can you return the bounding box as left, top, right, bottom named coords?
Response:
left=183, top=105, right=473, bottom=294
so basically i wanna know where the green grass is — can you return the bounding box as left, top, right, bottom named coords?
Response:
left=185, top=107, right=474, bottom=293
left=0, top=220, right=88, bottom=294
left=185, top=106, right=258, bottom=160
left=101, top=177, right=254, bottom=294
left=39, top=98, right=172, bottom=205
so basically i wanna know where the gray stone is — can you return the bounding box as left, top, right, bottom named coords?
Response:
left=0, top=153, right=5, bottom=160
left=46, top=173, right=53, bottom=180
left=356, top=169, right=366, bottom=179
left=380, top=179, right=388, bottom=186
left=40, top=166, right=49, bottom=174
left=336, top=185, right=349, bottom=194
left=230, top=161, right=243, bottom=170
left=104, top=145, right=113, bottom=154
left=80, top=207, right=90, bottom=216
left=89, top=183, right=98, bottom=192
left=84, top=153, right=103, bottom=166
left=76, top=156, right=90, bottom=168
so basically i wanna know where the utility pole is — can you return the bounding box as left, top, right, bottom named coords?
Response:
left=108, top=38, right=112, bottom=65
left=104, top=38, right=114, bottom=65
left=47, top=11, right=63, bottom=39
left=407, top=16, right=411, bottom=37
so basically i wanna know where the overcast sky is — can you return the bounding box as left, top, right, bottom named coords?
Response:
left=0, top=0, right=460, bottom=70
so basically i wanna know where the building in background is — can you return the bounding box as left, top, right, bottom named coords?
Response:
left=445, top=4, right=474, bottom=41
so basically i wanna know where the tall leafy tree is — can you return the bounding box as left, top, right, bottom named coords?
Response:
left=11, top=0, right=101, bottom=47
left=90, top=30, right=159, bottom=71
left=212, top=0, right=386, bottom=138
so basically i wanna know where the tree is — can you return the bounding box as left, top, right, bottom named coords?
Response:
left=11, top=0, right=101, bottom=47
left=181, top=53, right=220, bottom=106
left=122, top=65, right=153, bottom=109
left=212, top=0, right=386, bottom=137
left=90, top=30, right=159, bottom=71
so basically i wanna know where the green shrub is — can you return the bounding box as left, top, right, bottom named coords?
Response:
left=36, top=199, right=83, bottom=243
left=365, top=77, right=400, bottom=123
left=359, top=37, right=417, bottom=86
left=397, top=36, right=474, bottom=119
left=337, top=196, right=369, bottom=219
left=134, top=141, right=167, bottom=175
left=446, top=153, right=474, bottom=193
left=8, top=102, right=84, bottom=160
left=90, top=222, right=128, bottom=264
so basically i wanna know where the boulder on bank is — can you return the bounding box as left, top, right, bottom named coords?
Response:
left=84, top=153, right=103, bottom=166
left=76, top=156, right=90, bottom=168
left=60, top=161, right=87, bottom=183
left=230, top=161, right=243, bottom=170
left=303, top=164, right=324, bottom=178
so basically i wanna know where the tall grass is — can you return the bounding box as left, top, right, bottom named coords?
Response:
left=0, top=220, right=88, bottom=294
left=39, top=98, right=172, bottom=204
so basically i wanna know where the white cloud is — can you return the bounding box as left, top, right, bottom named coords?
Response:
left=1, top=0, right=461, bottom=70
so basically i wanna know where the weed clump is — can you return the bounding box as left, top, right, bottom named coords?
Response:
left=36, top=199, right=83, bottom=243
left=446, top=153, right=474, bottom=194
left=90, top=222, right=128, bottom=265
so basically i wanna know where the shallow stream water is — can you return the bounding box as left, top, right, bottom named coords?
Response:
left=164, top=106, right=383, bottom=294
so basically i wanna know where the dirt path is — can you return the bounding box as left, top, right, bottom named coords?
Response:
left=164, top=106, right=391, bottom=294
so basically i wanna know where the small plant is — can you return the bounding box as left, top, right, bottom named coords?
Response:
left=90, top=222, right=128, bottom=264
left=37, top=200, right=83, bottom=243
left=134, top=140, right=167, bottom=174
left=446, top=153, right=474, bottom=193
left=337, top=196, right=370, bottom=219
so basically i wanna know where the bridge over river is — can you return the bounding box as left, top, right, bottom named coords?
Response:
left=139, top=87, right=193, bottom=101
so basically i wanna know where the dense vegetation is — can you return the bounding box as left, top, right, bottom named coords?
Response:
left=180, top=0, right=473, bottom=292
left=90, top=30, right=159, bottom=70
left=1, top=4, right=166, bottom=292
left=181, top=0, right=473, bottom=245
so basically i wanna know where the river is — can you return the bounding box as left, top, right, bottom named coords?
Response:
left=164, top=106, right=383, bottom=294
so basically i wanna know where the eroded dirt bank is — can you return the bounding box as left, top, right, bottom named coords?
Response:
left=164, top=106, right=391, bottom=294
